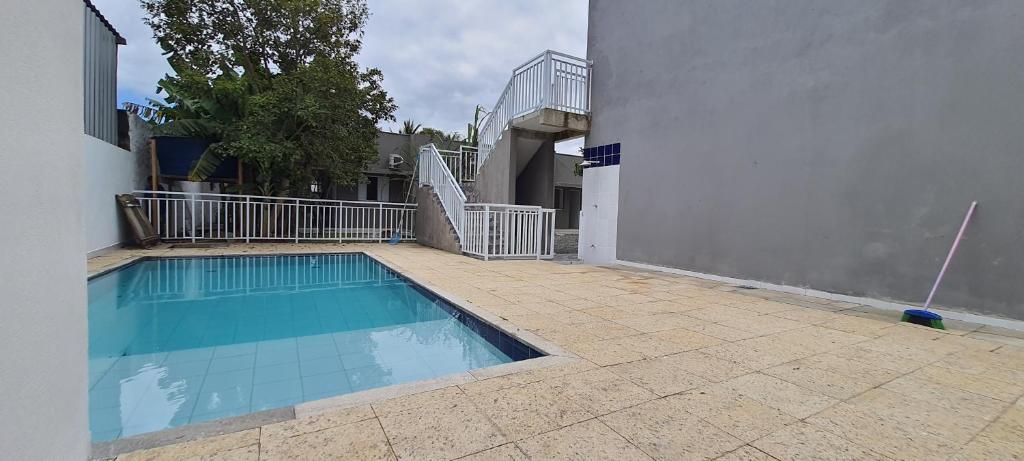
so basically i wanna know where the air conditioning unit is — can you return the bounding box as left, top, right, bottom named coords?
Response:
left=388, top=154, right=405, bottom=168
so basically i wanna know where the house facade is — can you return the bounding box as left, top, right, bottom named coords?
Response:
left=582, top=0, right=1024, bottom=321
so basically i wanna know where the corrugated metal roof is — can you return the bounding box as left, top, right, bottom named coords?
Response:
left=83, top=0, right=126, bottom=45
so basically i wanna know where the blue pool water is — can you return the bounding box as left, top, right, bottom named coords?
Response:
left=87, top=253, right=541, bottom=441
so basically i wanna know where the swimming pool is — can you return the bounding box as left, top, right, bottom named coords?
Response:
left=87, top=253, right=541, bottom=441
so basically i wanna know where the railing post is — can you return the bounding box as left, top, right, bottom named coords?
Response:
left=483, top=205, right=490, bottom=261
left=542, top=51, right=552, bottom=108
left=378, top=203, right=384, bottom=243
left=190, top=192, right=196, bottom=243
left=294, top=199, right=300, bottom=243
left=342, top=202, right=350, bottom=244
left=535, top=210, right=543, bottom=260
left=244, top=196, right=250, bottom=243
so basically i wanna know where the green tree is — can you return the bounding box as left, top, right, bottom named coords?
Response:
left=137, top=0, right=396, bottom=197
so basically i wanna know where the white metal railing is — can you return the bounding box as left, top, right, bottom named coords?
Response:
left=477, top=50, right=591, bottom=169
left=463, top=204, right=555, bottom=260
left=418, top=144, right=466, bottom=240
left=133, top=191, right=416, bottom=242
left=437, top=145, right=479, bottom=184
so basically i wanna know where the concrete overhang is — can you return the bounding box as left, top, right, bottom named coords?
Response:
left=511, top=108, right=590, bottom=142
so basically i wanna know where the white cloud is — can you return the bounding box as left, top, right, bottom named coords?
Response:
left=89, top=0, right=588, bottom=136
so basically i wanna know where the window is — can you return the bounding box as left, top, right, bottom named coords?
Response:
left=554, top=187, right=565, bottom=210
left=366, top=176, right=379, bottom=201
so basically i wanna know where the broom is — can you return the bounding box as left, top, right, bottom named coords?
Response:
left=902, top=201, right=978, bottom=329
left=389, top=149, right=420, bottom=245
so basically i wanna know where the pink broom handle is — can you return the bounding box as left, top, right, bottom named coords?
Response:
left=924, top=200, right=978, bottom=310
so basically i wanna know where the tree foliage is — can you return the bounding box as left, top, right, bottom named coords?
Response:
left=136, top=0, right=396, bottom=197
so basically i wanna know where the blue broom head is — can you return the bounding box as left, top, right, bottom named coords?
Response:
left=901, top=309, right=945, bottom=329
left=388, top=231, right=401, bottom=245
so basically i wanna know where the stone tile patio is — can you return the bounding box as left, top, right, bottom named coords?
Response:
left=89, top=243, right=1024, bottom=460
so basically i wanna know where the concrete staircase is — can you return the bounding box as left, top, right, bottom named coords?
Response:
left=414, top=50, right=591, bottom=260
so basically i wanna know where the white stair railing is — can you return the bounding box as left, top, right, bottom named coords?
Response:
left=477, top=50, right=591, bottom=170
left=133, top=191, right=416, bottom=242
left=418, top=144, right=467, bottom=240
left=436, top=145, right=479, bottom=184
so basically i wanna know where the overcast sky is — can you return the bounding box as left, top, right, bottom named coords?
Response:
left=92, top=0, right=588, bottom=152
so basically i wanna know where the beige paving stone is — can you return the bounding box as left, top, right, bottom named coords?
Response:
left=516, top=419, right=652, bottom=461
left=951, top=434, right=1024, bottom=461
left=728, top=299, right=799, bottom=315
left=937, top=347, right=1024, bottom=386
left=600, top=398, right=743, bottom=460
left=771, top=307, right=842, bottom=325
left=633, top=300, right=702, bottom=314
left=845, top=388, right=989, bottom=444
left=682, top=323, right=760, bottom=342
left=763, top=362, right=877, bottom=400
left=260, top=405, right=376, bottom=440
left=909, top=365, right=1024, bottom=402
left=455, top=443, right=529, bottom=461
left=656, top=351, right=753, bottom=383
left=807, top=403, right=963, bottom=460
left=713, top=446, right=773, bottom=461
left=830, top=345, right=928, bottom=374
left=371, top=386, right=465, bottom=417
left=532, top=325, right=603, bottom=345
left=582, top=306, right=649, bottom=321
left=882, top=373, right=1009, bottom=422
left=669, top=389, right=796, bottom=442
left=717, top=315, right=807, bottom=336
left=855, top=333, right=965, bottom=364
left=768, top=325, right=870, bottom=352
left=377, top=398, right=507, bottom=461
left=600, top=293, right=660, bottom=307
left=819, top=315, right=895, bottom=337
left=531, top=368, right=659, bottom=416
left=573, top=319, right=643, bottom=340
left=794, top=352, right=906, bottom=385
left=115, top=429, right=260, bottom=461
left=715, top=373, right=838, bottom=419
left=625, top=333, right=704, bottom=358
left=568, top=338, right=648, bottom=366
left=503, top=313, right=568, bottom=331
left=606, top=356, right=710, bottom=397
left=467, top=384, right=593, bottom=441
left=260, top=418, right=395, bottom=461
left=751, top=422, right=888, bottom=460
left=460, top=360, right=597, bottom=395
left=700, top=336, right=816, bottom=370
left=687, top=306, right=755, bottom=323
left=614, top=313, right=708, bottom=333
left=647, top=328, right=724, bottom=351
left=556, top=297, right=610, bottom=310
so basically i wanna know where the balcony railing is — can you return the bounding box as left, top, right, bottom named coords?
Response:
left=477, top=51, right=591, bottom=171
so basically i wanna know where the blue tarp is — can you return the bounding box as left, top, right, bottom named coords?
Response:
left=154, top=136, right=239, bottom=181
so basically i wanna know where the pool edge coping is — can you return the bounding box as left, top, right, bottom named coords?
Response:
left=89, top=248, right=578, bottom=460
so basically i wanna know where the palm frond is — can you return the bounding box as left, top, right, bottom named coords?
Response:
left=187, top=143, right=226, bottom=182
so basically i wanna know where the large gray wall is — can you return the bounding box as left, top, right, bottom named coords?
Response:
left=0, top=0, right=90, bottom=457
left=589, top=0, right=1024, bottom=320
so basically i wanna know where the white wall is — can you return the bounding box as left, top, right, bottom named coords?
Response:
left=579, top=165, right=620, bottom=264
left=85, top=135, right=140, bottom=254
left=0, top=0, right=90, bottom=458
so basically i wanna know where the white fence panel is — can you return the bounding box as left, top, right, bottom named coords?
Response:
left=133, top=191, right=416, bottom=243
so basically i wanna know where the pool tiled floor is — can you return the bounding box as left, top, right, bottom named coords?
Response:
left=89, top=243, right=1024, bottom=460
